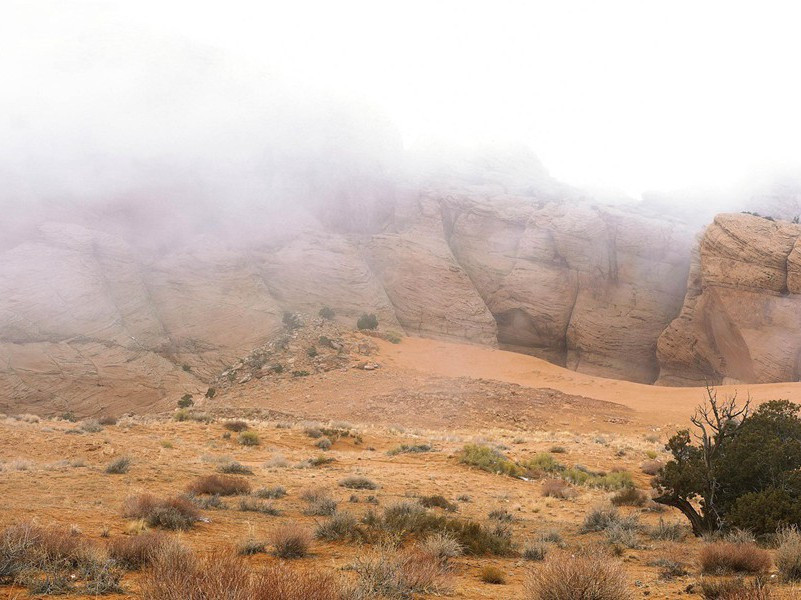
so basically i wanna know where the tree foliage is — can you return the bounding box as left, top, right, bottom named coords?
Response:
left=654, top=388, right=801, bottom=536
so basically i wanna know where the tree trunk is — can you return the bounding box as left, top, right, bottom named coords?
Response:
left=653, top=495, right=709, bottom=537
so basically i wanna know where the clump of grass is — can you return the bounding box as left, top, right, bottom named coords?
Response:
left=418, top=495, right=458, bottom=512
left=223, top=420, right=249, bottom=432
left=218, top=460, right=254, bottom=475
left=238, top=498, right=281, bottom=515
left=107, top=532, right=168, bottom=570
left=187, top=474, right=251, bottom=496
left=610, top=487, right=648, bottom=507
left=237, top=539, right=267, bottom=555
left=776, top=526, right=801, bottom=581
left=549, top=445, right=567, bottom=454
left=479, top=565, right=506, bottom=584
left=562, top=467, right=634, bottom=490
left=315, top=511, right=362, bottom=542
left=315, top=437, right=332, bottom=450
left=525, top=553, right=630, bottom=600
left=340, top=476, right=378, bottom=490
left=419, top=532, right=463, bottom=563
left=105, top=456, right=131, bottom=474
left=189, top=494, right=226, bottom=510
left=697, top=578, right=771, bottom=600
left=271, top=524, right=312, bottom=558
left=648, top=557, right=688, bottom=580
left=581, top=505, right=638, bottom=534
left=699, top=542, right=772, bottom=574
left=122, top=494, right=200, bottom=530
left=387, top=444, right=433, bottom=456
left=523, top=540, right=548, bottom=561
left=488, top=508, right=514, bottom=523
left=459, top=444, right=521, bottom=476
left=605, top=523, right=641, bottom=549
left=254, top=486, right=287, bottom=499
left=302, top=488, right=337, bottom=516
left=648, top=518, right=687, bottom=542
left=238, top=431, right=261, bottom=446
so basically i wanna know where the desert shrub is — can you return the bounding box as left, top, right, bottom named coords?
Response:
left=187, top=474, right=251, bottom=496
left=340, top=476, right=378, bottom=490
left=479, top=565, right=506, bottom=584
left=561, top=466, right=634, bottom=490
left=640, top=459, right=663, bottom=475
left=254, top=486, right=287, bottom=499
left=488, top=508, right=514, bottom=522
left=549, top=445, right=567, bottom=454
left=188, top=493, right=226, bottom=510
left=384, top=331, right=403, bottom=344
left=264, top=454, right=289, bottom=468
left=316, top=437, right=332, bottom=450
left=581, top=505, right=636, bottom=533
left=105, top=456, right=131, bottom=474
left=107, top=532, right=167, bottom=570
left=648, top=557, right=688, bottom=580
left=541, top=478, right=577, bottom=499
left=610, top=487, right=648, bottom=507
left=238, top=431, right=261, bottom=446
left=253, top=563, right=341, bottom=599
left=698, top=578, right=771, bottom=600
left=523, top=453, right=565, bottom=474
left=418, top=495, right=458, bottom=512
left=205, top=387, right=216, bottom=398
left=177, top=394, right=193, bottom=409
left=239, top=498, right=281, bottom=515
left=357, top=313, right=378, bottom=330
left=699, top=542, right=772, bottom=574
left=305, top=497, right=338, bottom=516
left=0, top=522, right=40, bottom=578
left=98, top=416, right=117, bottom=426
left=419, top=532, right=463, bottom=563
left=223, top=420, right=249, bottom=432
left=237, top=539, right=267, bottom=555
left=369, top=502, right=514, bottom=556
left=387, top=444, right=432, bottom=455
left=775, top=526, right=801, bottom=581
left=605, top=523, right=641, bottom=549
left=459, top=444, right=521, bottom=476
left=315, top=511, right=362, bottom=542
left=525, top=553, right=631, bottom=600
left=478, top=565, right=506, bottom=585
left=283, top=311, right=302, bottom=329
left=218, top=460, right=254, bottom=475
left=123, top=494, right=200, bottom=531
left=319, top=306, right=335, bottom=320
left=346, top=547, right=448, bottom=598
left=538, top=529, right=565, bottom=547
left=79, top=418, right=103, bottom=433
left=271, top=524, right=311, bottom=559
left=307, top=346, right=318, bottom=358
left=523, top=540, right=548, bottom=561
left=648, top=518, right=687, bottom=542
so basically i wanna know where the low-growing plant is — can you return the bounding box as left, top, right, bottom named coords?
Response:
left=419, top=532, right=463, bottom=563
left=271, top=524, right=312, bottom=559
left=347, top=547, right=449, bottom=598
left=776, top=526, right=801, bottom=581
left=648, top=518, right=687, bottom=542
left=105, top=456, right=131, bottom=474
left=254, top=486, right=287, bottom=499
left=541, top=478, right=577, bottom=499
left=640, top=459, right=663, bottom=475
left=488, top=508, right=514, bottom=523
left=238, top=498, right=281, bottom=515
left=122, top=494, right=200, bottom=531
left=523, top=540, right=548, bottom=561
left=387, top=443, right=432, bottom=455
left=315, top=437, right=332, bottom=450
left=238, top=430, right=261, bottom=446
left=356, top=313, right=378, bottom=330
left=524, top=553, right=631, bottom=600
left=610, top=487, right=648, bottom=507
left=218, top=460, right=254, bottom=475
left=315, top=511, right=362, bottom=542
left=223, top=420, right=249, bottom=432
left=699, top=542, right=772, bottom=574
left=459, top=444, right=521, bottom=476
left=187, top=474, right=251, bottom=496
left=107, top=532, right=168, bottom=570
left=418, top=495, right=458, bottom=512
left=697, top=578, right=771, bottom=600
left=479, top=565, right=506, bottom=584
left=340, top=476, right=378, bottom=490
left=237, top=539, right=267, bottom=556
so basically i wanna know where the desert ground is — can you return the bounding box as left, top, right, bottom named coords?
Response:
left=1, top=325, right=800, bottom=599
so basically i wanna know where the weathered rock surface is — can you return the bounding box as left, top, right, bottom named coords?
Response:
left=657, top=213, right=801, bottom=385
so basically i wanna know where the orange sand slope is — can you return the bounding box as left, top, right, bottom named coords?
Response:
left=377, top=336, right=801, bottom=426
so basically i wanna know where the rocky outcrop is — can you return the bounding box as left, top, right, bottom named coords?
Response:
left=657, top=213, right=801, bottom=385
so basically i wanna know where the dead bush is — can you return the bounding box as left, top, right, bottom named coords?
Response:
left=610, top=487, right=648, bottom=507
left=346, top=547, right=449, bottom=599
left=315, top=511, right=362, bottom=542
left=640, top=460, right=663, bottom=475
left=122, top=494, right=199, bottom=530
left=479, top=565, right=506, bottom=584
left=698, top=578, right=771, bottom=600
left=187, top=474, right=251, bottom=496
left=271, top=524, right=312, bottom=559
left=699, top=542, right=772, bottom=574
left=252, top=563, right=342, bottom=600
left=776, top=526, right=801, bottom=581
left=107, top=532, right=168, bottom=570
left=525, top=553, right=631, bottom=600
left=223, top=420, right=250, bottom=432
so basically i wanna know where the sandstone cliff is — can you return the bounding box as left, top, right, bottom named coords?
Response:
left=657, top=213, right=801, bottom=385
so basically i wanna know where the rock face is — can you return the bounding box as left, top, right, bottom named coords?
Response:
left=657, top=213, right=801, bottom=385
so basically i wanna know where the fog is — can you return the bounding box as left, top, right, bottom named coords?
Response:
left=3, top=0, right=801, bottom=245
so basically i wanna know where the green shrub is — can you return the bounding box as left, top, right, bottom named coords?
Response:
left=205, top=387, right=216, bottom=398
left=522, top=452, right=565, bottom=474
left=319, top=306, right=335, bottom=320
left=357, top=313, right=378, bottom=330
left=459, top=444, right=521, bottom=476
left=177, top=394, right=193, bottom=408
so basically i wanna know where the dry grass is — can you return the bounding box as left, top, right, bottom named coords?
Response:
left=122, top=494, right=200, bottom=530
left=187, top=474, right=251, bottom=496
left=776, top=526, right=801, bottom=581
left=640, top=460, right=663, bottom=475
left=346, top=547, right=449, bottom=599
left=525, top=553, right=631, bottom=600
left=271, top=523, right=312, bottom=558
left=698, top=578, right=772, bottom=600
left=699, top=542, right=772, bottom=574
left=107, top=531, right=168, bottom=570
left=479, top=565, right=506, bottom=584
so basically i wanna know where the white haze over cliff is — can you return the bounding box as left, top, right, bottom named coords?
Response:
left=2, top=0, right=801, bottom=209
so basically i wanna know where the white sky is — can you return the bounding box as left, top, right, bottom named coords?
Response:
left=4, top=0, right=801, bottom=196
